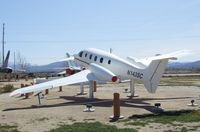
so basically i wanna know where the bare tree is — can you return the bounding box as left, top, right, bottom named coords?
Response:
left=16, top=52, right=30, bottom=72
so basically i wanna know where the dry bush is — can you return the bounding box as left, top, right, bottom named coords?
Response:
left=0, top=84, right=14, bottom=93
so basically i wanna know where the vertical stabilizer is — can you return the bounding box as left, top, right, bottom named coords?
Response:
left=140, top=50, right=189, bottom=93
left=143, top=59, right=170, bottom=93
left=3, top=50, right=10, bottom=68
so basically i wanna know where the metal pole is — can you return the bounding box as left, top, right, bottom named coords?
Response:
left=80, top=83, right=84, bottom=94
left=2, top=23, right=5, bottom=66
left=130, top=79, right=135, bottom=96
left=38, top=93, right=41, bottom=105
left=14, top=52, right=15, bottom=73
left=89, top=81, right=94, bottom=99
left=127, top=79, right=138, bottom=97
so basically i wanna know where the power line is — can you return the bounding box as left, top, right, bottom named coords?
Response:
left=5, top=35, right=200, bottom=44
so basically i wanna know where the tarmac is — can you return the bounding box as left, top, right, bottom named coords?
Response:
left=0, top=80, right=200, bottom=132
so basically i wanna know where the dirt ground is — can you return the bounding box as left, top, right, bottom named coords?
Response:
left=0, top=79, right=200, bottom=132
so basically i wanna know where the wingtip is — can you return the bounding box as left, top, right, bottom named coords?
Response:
left=9, top=93, right=14, bottom=97
left=171, top=50, right=193, bottom=58
left=9, top=90, right=19, bottom=97
left=59, top=56, right=74, bottom=62
left=9, top=92, right=15, bottom=97
left=171, top=57, right=178, bottom=60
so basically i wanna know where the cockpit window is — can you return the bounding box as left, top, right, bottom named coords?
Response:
left=79, top=51, right=83, bottom=57
left=85, top=53, right=87, bottom=57
left=94, top=56, right=97, bottom=61
left=108, top=60, right=111, bottom=64
left=100, top=58, right=103, bottom=63
left=89, top=54, right=93, bottom=59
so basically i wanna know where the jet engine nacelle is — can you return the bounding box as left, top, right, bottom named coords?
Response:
left=89, top=63, right=117, bottom=82
left=5, top=68, right=12, bottom=73
left=66, top=68, right=81, bottom=75
left=66, top=68, right=74, bottom=75
left=0, top=67, right=12, bottom=73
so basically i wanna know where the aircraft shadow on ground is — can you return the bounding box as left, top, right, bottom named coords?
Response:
left=3, top=95, right=194, bottom=113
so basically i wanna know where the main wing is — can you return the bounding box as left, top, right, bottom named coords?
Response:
left=10, top=63, right=117, bottom=97
left=10, top=69, right=97, bottom=97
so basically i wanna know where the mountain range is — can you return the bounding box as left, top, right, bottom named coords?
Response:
left=11, top=60, right=200, bottom=73
left=167, top=60, right=200, bottom=69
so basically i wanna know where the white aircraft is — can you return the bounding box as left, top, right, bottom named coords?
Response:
left=10, top=48, right=189, bottom=97
left=27, top=52, right=81, bottom=75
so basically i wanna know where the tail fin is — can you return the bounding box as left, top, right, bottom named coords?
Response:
left=141, top=50, right=192, bottom=93
left=143, top=59, right=169, bottom=93
left=3, top=50, right=10, bottom=68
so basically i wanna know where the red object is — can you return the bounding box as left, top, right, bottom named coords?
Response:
left=59, top=86, right=63, bottom=92
left=66, top=68, right=73, bottom=75
left=93, top=81, right=97, bottom=92
left=112, top=76, right=118, bottom=82
left=45, top=89, right=49, bottom=95
left=113, top=93, right=120, bottom=117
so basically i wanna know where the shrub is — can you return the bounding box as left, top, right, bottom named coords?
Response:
left=0, top=84, right=15, bottom=93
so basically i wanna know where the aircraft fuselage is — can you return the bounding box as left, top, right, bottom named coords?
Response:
left=74, top=48, right=145, bottom=81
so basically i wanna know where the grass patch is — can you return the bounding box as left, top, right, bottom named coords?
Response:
left=120, top=109, right=200, bottom=127
left=0, top=84, right=15, bottom=94
left=180, top=127, right=188, bottom=132
left=163, top=130, right=174, bottom=132
left=0, top=124, right=19, bottom=132
left=131, top=109, right=200, bottom=124
left=160, top=76, right=200, bottom=87
left=125, top=121, right=147, bottom=127
left=49, top=122, right=137, bottom=132
left=160, top=81, right=194, bottom=86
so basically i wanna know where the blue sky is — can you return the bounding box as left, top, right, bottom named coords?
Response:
left=0, top=0, right=200, bottom=65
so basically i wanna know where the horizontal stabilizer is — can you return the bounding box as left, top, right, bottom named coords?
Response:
left=133, top=50, right=191, bottom=66
left=59, top=56, right=74, bottom=62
